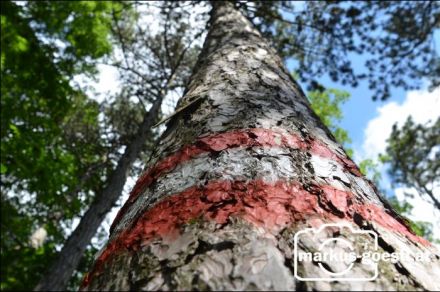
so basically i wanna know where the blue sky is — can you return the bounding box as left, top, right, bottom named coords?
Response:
left=284, top=29, right=439, bottom=165
left=285, top=55, right=407, bottom=164
left=281, top=2, right=439, bottom=162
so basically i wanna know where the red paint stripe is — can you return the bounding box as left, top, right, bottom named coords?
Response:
left=110, top=128, right=361, bottom=233
left=84, top=179, right=430, bottom=288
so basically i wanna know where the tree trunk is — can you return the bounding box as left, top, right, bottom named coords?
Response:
left=35, top=97, right=162, bottom=291
left=81, top=2, right=440, bottom=291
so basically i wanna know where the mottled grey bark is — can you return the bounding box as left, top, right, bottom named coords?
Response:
left=34, top=97, right=162, bottom=291
left=83, top=2, right=440, bottom=291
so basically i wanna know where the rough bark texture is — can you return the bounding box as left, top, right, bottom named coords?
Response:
left=35, top=97, right=162, bottom=291
left=82, top=2, right=440, bottom=291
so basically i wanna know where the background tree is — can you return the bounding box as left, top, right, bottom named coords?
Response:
left=2, top=1, right=206, bottom=289
left=384, top=116, right=440, bottom=244
left=34, top=2, right=204, bottom=290
left=382, top=117, right=440, bottom=211
left=388, top=197, right=436, bottom=243
left=1, top=1, right=118, bottom=289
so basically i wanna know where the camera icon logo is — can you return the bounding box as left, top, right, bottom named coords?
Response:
left=293, top=223, right=378, bottom=281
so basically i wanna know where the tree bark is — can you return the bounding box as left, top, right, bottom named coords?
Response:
left=82, top=2, right=440, bottom=291
left=34, top=97, right=162, bottom=291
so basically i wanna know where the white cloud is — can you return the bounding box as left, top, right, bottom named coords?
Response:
left=71, top=64, right=120, bottom=104
left=95, top=64, right=120, bottom=98
left=362, top=87, right=440, bottom=161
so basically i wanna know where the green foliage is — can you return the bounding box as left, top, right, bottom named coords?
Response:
left=2, top=1, right=202, bottom=289
left=382, top=117, right=440, bottom=210
left=24, top=1, right=119, bottom=74
left=388, top=197, right=435, bottom=242
left=308, top=88, right=349, bottom=130
left=306, top=85, right=353, bottom=157
left=0, top=1, right=117, bottom=290
left=0, top=198, right=57, bottom=291
left=358, top=158, right=382, bottom=185
left=377, top=117, right=439, bottom=241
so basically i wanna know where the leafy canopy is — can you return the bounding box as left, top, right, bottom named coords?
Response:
left=1, top=1, right=119, bottom=290
left=240, top=1, right=440, bottom=100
